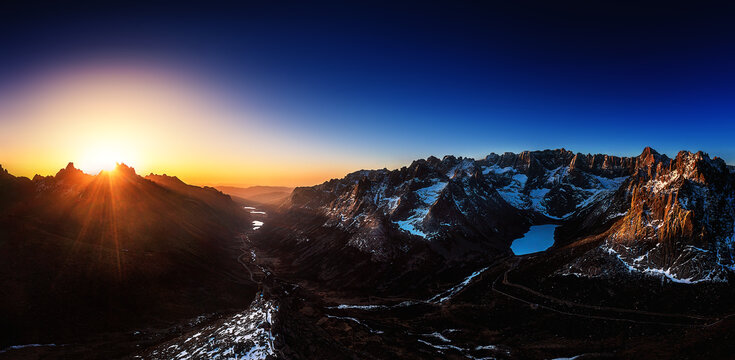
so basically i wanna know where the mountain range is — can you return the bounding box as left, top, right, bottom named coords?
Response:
left=247, top=147, right=735, bottom=359
left=277, top=147, right=735, bottom=286
left=2, top=147, right=735, bottom=359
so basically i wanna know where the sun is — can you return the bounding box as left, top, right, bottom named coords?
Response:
left=76, top=144, right=137, bottom=174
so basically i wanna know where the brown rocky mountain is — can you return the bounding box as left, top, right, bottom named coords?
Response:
left=559, top=148, right=735, bottom=283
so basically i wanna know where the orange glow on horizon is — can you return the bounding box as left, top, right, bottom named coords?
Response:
left=0, top=61, right=395, bottom=187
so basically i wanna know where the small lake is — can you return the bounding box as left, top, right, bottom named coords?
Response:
left=511, top=225, right=557, bottom=255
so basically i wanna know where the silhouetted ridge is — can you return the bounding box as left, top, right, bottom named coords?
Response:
left=146, top=173, right=186, bottom=186
left=114, top=162, right=138, bottom=177
left=0, top=163, right=254, bottom=348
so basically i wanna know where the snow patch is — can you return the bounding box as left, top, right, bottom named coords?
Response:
left=428, top=267, right=489, bottom=303
left=422, top=332, right=452, bottom=343
left=325, top=314, right=384, bottom=334
left=482, top=165, right=514, bottom=175
left=602, top=243, right=729, bottom=284
left=393, top=180, right=447, bottom=238
left=0, top=344, right=61, bottom=354
left=147, top=296, right=277, bottom=360
left=330, top=304, right=390, bottom=310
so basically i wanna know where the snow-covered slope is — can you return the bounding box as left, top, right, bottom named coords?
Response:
left=143, top=296, right=278, bottom=359
left=285, top=149, right=634, bottom=257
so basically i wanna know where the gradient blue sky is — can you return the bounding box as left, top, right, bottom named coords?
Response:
left=1, top=1, right=734, bottom=185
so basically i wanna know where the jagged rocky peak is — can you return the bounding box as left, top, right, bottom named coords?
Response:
left=113, top=162, right=137, bottom=176
left=146, top=173, right=186, bottom=185
left=625, top=149, right=730, bottom=188
left=568, top=152, right=588, bottom=170
left=0, top=164, right=21, bottom=183
left=673, top=150, right=728, bottom=184
left=287, top=149, right=637, bottom=259
left=284, top=147, right=735, bottom=283
left=559, top=148, right=735, bottom=283
left=638, top=146, right=664, bottom=166
left=56, top=162, right=83, bottom=176
left=0, top=164, right=13, bottom=181
left=482, top=148, right=632, bottom=180
left=53, top=162, right=92, bottom=185
left=569, top=151, right=628, bottom=174
left=482, top=154, right=499, bottom=169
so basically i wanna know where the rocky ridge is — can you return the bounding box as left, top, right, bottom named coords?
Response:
left=561, top=149, right=735, bottom=283
left=285, top=147, right=735, bottom=283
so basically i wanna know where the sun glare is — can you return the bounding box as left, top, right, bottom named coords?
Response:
left=77, top=145, right=137, bottom=174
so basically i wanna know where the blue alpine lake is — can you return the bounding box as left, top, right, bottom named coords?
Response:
left=511, top=225, right=557, bottom=255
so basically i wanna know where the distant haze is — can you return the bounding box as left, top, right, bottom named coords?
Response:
left=216, top=185, right=294, bottom=206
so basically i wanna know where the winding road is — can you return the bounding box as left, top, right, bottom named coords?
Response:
left=327, top=253, right=735, bottom=329
left=491, top=256, right=734, bottom=327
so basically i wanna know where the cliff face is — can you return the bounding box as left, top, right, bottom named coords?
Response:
left=561, top=150, right=735, bottom=282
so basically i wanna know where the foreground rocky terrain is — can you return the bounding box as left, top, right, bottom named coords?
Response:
left=2, top=147, right=735, bottom=359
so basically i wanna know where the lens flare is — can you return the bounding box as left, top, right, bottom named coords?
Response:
left=76, top=143, right=136, bottom=174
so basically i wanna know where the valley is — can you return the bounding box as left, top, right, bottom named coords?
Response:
left=4, top=1, right=735, bottom=357
left=2, top=147, right=735, bottom=359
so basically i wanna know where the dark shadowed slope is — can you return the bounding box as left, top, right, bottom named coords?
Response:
left=0, top=163, right=257, bottom=357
